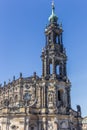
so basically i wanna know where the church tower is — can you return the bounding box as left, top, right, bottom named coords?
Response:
left=41, top=1, right=71, bottom=113
left=42, top=2, right=67, bottom=80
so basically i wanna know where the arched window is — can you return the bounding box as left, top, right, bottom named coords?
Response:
left=50, top=64, right=52, bottom=75
left=56, top=65, right=60, bottom=75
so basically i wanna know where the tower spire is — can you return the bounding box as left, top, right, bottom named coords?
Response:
left=52, top=0, right=55, bottom=14
left=49, top=0, right=58, bottom=23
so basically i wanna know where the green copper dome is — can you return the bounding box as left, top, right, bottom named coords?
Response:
left=49, top=2, right=58, bottom=23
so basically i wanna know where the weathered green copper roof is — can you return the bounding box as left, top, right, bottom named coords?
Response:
left=49, top=2, right=58, bottom=23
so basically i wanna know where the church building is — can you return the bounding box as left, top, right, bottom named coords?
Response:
left=0, top=2, right=82, bottom=130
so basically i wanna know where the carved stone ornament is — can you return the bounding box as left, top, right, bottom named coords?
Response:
left=25, top=84, right=30, bottom=89
left=54, top=117, right=58, bottom=124
left=4, top=99, right=9, bottom=106
left=29, top=86, right=35, bottom=101
left=11, top=125, right=18, bottom=129
left=60, top=120, right=68, bottom=129
left=23, top=92, right=31, bottom=101
left=48, top=121, right=53, bottom=130
left=9, top=106, right=20, bottom=113
left=48, top=92, right=53, bottom=103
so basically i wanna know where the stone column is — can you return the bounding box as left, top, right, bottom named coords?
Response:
left=51, top=31, right=54, bottom=43
left=43, top=85, right=47, bottom=108
left=42, top=59, right=44, bottom=77
left=52, top=58, right=56, bottom=76
left=45, top=85, right=47, bottom=108
left=45, top=56, right=49, bottom=77
left=6, top=115, right=10, bottom=130
left=44, top=58, right=47, bottom=77
left=26, top=116, right=30, bottom=130
left=43, top=87, right=45, bottom=107
left=64, top=62, right=67, bottom=76
left=59, top=33, right=63, bottom=44
left=63, top=90, right=68, bottom=107
left=59, top=63, right=62, bottom=76
left=41, top=87, right=43, bottom=108
left=67, top=88, right=71, bottom=108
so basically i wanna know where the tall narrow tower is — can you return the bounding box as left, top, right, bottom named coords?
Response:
left=42, top=2, right=67, bottom=80
left=41, top=2, right=71, bottom=111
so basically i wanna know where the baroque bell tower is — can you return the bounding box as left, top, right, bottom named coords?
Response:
left=42, top=2, right=67, bottom=80
left=41, top=1, right=71, bottom=114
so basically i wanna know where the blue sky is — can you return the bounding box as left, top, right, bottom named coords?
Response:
left=0, top=0, right=87, bottom=117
